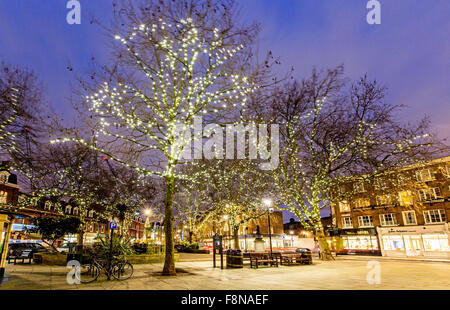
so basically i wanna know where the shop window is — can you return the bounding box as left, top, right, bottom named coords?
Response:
left=422, top=234, right=450, bottom=252
left=382, top=235, right=404, bottom=250
left=339, top=201, right=351, bottom=213
left=415, top=169, right=434, bottom=182
left=343, top=236, right=378, bottom=250
left=353, top=182, right=366, bottom=193
left=418, top=188, right=442, bottom=201
left=402, top=211, right=417, bottom=225
left=341, top=217, right=353, bottom=229
left=379, top=213, right=398, bottom=226
left=398, top=191, right=414, bottom=206
left=423, top=209, right=446, bottom=224
left=355, top=198, right=371, bottom=208
left=357, top=216, right=373, bottom=228
left=376, top=195, right=392, bottom=206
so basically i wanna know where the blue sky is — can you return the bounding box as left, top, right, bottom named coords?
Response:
left=1, top=1, right=449, bottom=221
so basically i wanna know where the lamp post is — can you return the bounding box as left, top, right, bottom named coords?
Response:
left=263, top=199, right=273, bottom=259
left=244, top=227, right=248, bottom=252
left=223, top=215, right=230, bottom=249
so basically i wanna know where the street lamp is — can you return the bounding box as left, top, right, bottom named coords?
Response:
left=263, top=199, right=273, bottom=259
left=223, top=215, right=230, bottom=249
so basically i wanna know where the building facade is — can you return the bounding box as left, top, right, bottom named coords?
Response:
left=0, top=170, right=146, bottom=245
left=331, top=156, right=450, bottom=258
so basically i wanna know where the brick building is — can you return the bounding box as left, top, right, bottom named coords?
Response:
left=331, top=156, right=450, bottom=258
left=0, top=170, right=145, bottom=245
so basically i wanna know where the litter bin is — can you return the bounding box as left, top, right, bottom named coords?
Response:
left=295, top=248, right=312, bottom=264
left=226, top=249, right=243, bottom=268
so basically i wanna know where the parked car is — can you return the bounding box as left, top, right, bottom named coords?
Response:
left=56, top=242, right=77, bottom=254
left=7, top=242, right=50, bottom=259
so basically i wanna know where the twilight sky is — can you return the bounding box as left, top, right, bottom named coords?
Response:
left=0, top=0, right=448, bottom=139
left=0, top=1, right=449, bottom=220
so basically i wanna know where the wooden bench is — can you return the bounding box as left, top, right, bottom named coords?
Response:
left=279, top=252, right=312, bottom=265
left=249, top=253, right=278, bottom=269
left=7, top=253, right=33, bottom=265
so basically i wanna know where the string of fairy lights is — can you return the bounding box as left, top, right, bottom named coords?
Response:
left=52, top=18, right=256, bottom=182
left=274, top=95, right=432, bottom=235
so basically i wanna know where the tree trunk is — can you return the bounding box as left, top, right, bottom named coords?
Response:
left=233, top=227, right=240, bottom=250
left=188, top=231, right=193, bottom=244
left=76, top=227, right=84, bottom=253
left=162, top=175, right=176, bottom=275
left=316, top=223, right=334, bottom=261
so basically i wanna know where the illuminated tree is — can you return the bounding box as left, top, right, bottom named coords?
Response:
left=53, top=1, right=258, bottom=274
left=265, top=66, right=435, bottom=260
left=186, top=159, right=274, bottom=250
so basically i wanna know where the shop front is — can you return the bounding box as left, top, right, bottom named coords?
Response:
left=0, top=213, right=13, bottom=277
left=331, top=228, right=381, bottom=256
left=377, top=224, right=450, bottom=258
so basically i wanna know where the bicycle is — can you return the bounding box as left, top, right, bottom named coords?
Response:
left=77, top=256, right=134, bottom=283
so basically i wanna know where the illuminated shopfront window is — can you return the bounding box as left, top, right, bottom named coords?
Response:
left=422, top=234, right=450, bottom=252
left=342, top=236, right=378, bottom=250
left=382, top=235, right=404, bottom=250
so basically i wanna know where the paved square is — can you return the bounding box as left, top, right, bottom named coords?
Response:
left=1, top=257, right=449, bottom=290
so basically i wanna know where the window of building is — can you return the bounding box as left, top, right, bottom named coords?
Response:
left=418, top=187, right=442, bottom=201
left=88, top=210, right=94, bottom=218
left=0, top=190, right=7, bottom=204
left=341, top=217, right=353, bottom=229
left=374, top=178, right=388, bottom=190
left=339, top=201, right=351, bottom=213
left=397, top=174, right=407, bottom=185
left=398, top=191, right=413, bottom=206
left=376, top=195, right=392, bottom=206
left=422, top=234, right=450, bottom=252
left=44, top=201, right=53, bottom=211
left=355, top=198, right=371, bottom=208
left=379, top=213, right=398, bottom=226
left=382, top=235, right=404, bottom=250
left=402, top=211, right=417, bottom=225
left=441, top=165, right=450, bottom=178
left=423, top=209, right=446, bottom=224
left=342, top=236, right=378, bottom=250
left=353, top=182, right=366, bottom=193
left=358, top=216, right=373, bottom=228
left=416, top=169, right=434, bottom=182
left=65, top=205, right=72, bottom=214
left=73, top=207, right=79, bottom=216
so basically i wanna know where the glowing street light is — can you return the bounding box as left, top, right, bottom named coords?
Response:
left=263, top=198, right=273, bottom=259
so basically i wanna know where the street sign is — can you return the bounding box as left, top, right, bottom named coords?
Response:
left=109, top=222, right=118, bottom=230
